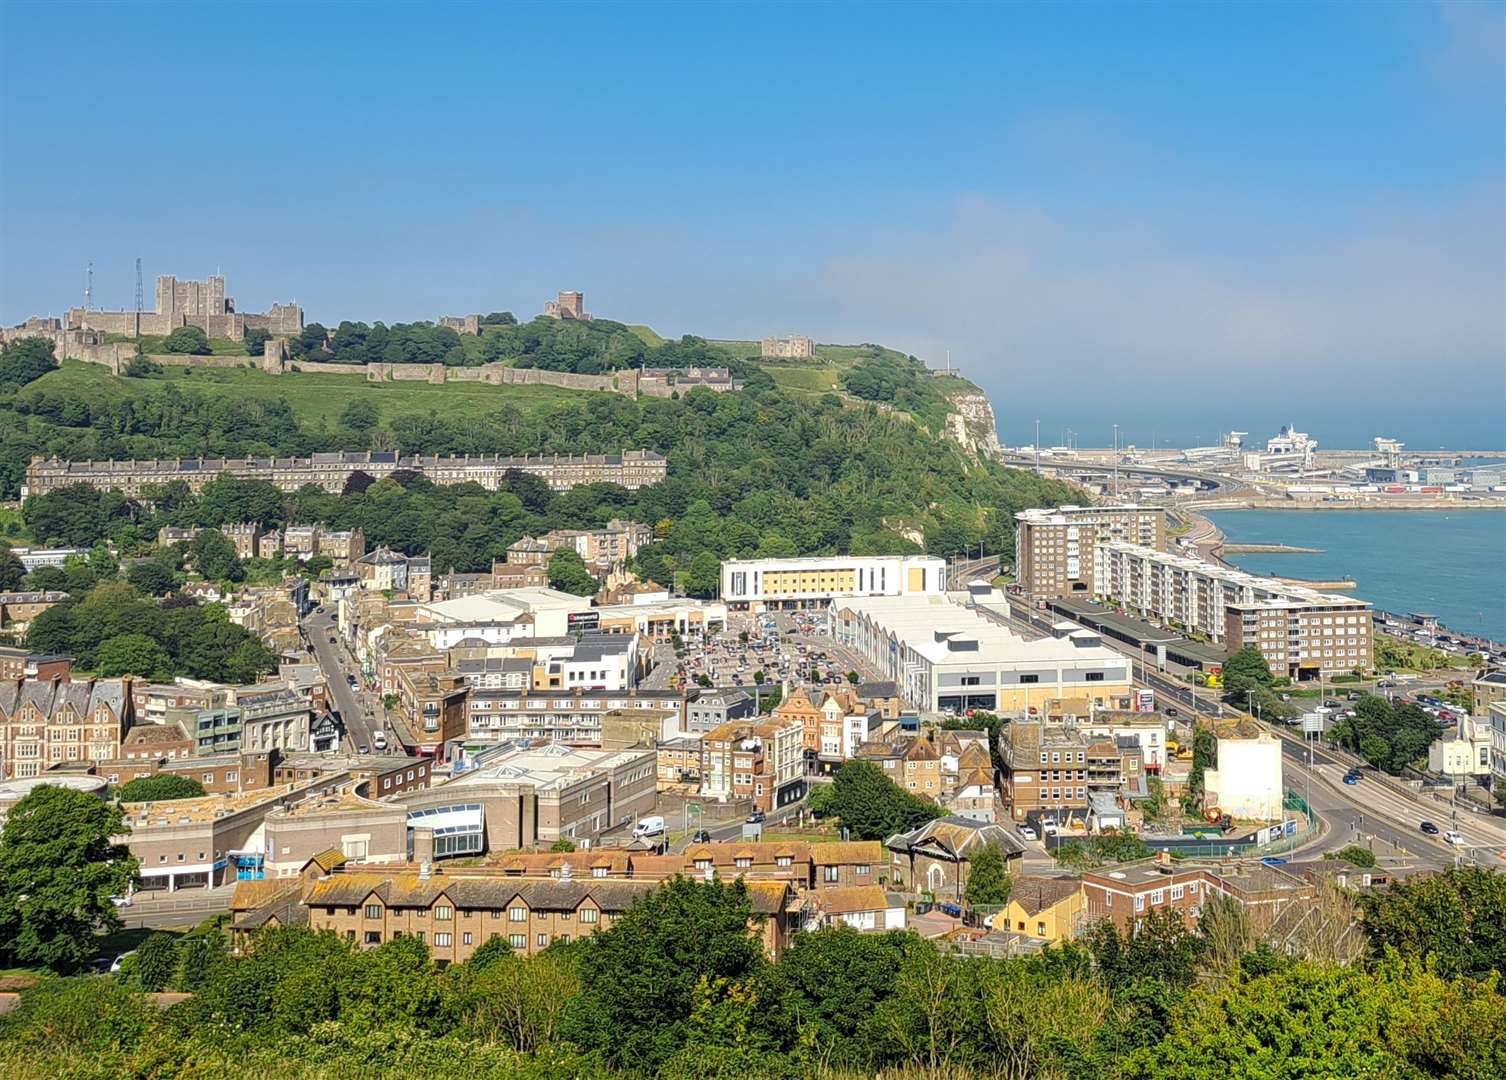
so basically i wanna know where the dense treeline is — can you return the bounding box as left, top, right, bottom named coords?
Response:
left=282, top=313, right=766, bottom=377
left=10, top=377, right=1075, bottom=576
left=1, top=869, right=1502, bottom=1080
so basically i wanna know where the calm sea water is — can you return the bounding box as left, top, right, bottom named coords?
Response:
left=1208, top=510, right=1506, bottom=643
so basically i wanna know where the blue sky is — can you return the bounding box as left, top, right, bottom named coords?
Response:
left=2, top=1, right=1502, bottom=447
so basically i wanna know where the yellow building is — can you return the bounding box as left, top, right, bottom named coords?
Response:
left=991, top=875, right=1085, bottom=942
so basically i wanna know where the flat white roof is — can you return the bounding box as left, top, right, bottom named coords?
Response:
left=420, top=587, right=590, bottom=624
left=831, top=594, right=1128, bottom=667
left=442, top=742, right=651, bottom=791
left=722, top=554, right=943, bottom=569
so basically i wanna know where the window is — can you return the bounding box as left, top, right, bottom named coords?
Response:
left=856, top=865, right=870, bottom=876
left=776, top=855, right=792, bottom=868
left=364, top=903, right=382, bottom=920
left=1171, top=884, right=1185, bottom=900
left=735, top=857, right=752, bottom=869
left=462, top=932, right=473, bottom=946
left=1151, top=889, right=1165, bottom=906
left=1134, top=894, right=1145, bottom=912
left=509, top=934, right=526, bottom=949
left=491, top=909, right=503, bottom=919
left=592, top=866, right=608, bottom=878
left=365, top=931, right=382, bottom=944
left=580, top=907, right=599, bottom=924
left=509, top=907, right=527, bottom=921
left=824, top=865, right=840, bottom=882
left=1085, top=672, right=1104, bottom=682
left=1020, top=674, right=1040, bottom=684
left=434, top=932, right=452, bottom=947
left=537, top=933, right=549, bottom=947
left=435, top=905, right=453, bottom=921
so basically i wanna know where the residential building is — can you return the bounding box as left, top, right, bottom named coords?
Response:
left=1081, top=853, right=1315, bottom=932
left=464, top=688, right=684, bottom=745
left=682, top=839, right=885, bottom=889
left=687, top=689, right=755, bottom=733
left=392, top=671, right=467, bottom=757
left=1014, top=505, right=1167, bottom=598
left=1427, top=713, right=1492, bottom=782
left=291, top=868, right=797, bottom=964
left=773, top=685, right=823, bottom=753
left=829, top=593, right=1133, bottom=715
left=0, top=591, right=68, bottom=633
left=720, top=554, right=946, bottom=612
left=0, top=675, right=133, bottom=779
left=235, top=686, right=313, bottom=755
left=489, top=561, right=550, bottom=590
left=1096, top=541, right=1372, bottom=677
left=1490, top=702, right=1506, bottom=794
left=0, top=648, right=73, bottom=682
left=701, top=717, right=806, bottom=812
left=1472, top=670, right=1506, bottom=716
left=999, top=719, right=1092, bottom=824
left=800, top=885, right=906, bottom=933
left=855, top=735, right=942, bottom=799
left=534, top=520, right=654, bottom=574
left=994, top=876, right=1086, bottom=942
left=885, top=816, right=1026, bottom=897
left=25, top=450, right=667, bottom=498
left=656, top=736, right=703, bottom=789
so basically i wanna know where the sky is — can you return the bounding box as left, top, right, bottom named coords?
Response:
left=2, top=0, right=1503, bottom=449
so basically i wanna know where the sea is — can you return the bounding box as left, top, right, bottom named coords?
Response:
left=1208, top=510, right=1506, bottom=644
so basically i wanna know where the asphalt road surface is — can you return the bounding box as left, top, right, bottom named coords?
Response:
left=303, top=609, right=403, bottom=755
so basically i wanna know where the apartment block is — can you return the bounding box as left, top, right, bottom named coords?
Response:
left=0, top=676, right=133, bottom=779
left=999, top=719, right=1091, bottom=823
left=1014, top=505, right=1167, bottom=598
left=701, top=717, right=806, bottom=812
left=1096, top=541, right=1372, bottom=677
left=25, top=450, right=667, bottom=499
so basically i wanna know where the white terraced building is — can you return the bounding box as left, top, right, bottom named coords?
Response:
left=720, top=555, right=946, bottom=611
left=1095, top=541, right=1372, bottom=677
left=827, top=594, right=1133, bottom=715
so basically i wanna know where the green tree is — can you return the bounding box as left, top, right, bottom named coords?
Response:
left=0, top=336, right=59, bottom=387
left=125, top=559, right=175, bottom=596
left=562, top=877, right=766, bottom=1071
left=1222, top=646, right=1274, bottom=705
left=340, top=398, right=380, bottom=431
left=828, top=759, right=944, bottom=840
left=243, top=327, right=272, bottom=356
left=190, top=529, right=241, bottom=581
left=94, top=632, right=173, bottom=679
left=963, top=843, right=1011, bottom=906
left=129, top=931, right=180, bottom=991
left=546, top=547, right=598, bottom=596
left=0, top=544, right=25, bottom=591
left=1358, top=866, right=1506, bottom=980
left=1323, top=844, right=1376, bottom=868
left=162, top=325, right=212, bottom=355
left=0, top=785, right=139, bottom=972
left=117, top=775, right=206, bottom=802
left=550, top=838, right=577, bottom=853
left=684, top=550, right=721, bottom=598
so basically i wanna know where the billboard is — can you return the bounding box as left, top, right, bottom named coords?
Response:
left=567, top=610, right=600, bottom=631
left=1135, top=688, right=1155, bottom=713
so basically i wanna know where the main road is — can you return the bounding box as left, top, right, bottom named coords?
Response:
left=303, top=608, right=408, bottom=755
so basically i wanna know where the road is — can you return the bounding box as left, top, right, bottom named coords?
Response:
left=948, top=554, right=1001, bottom=589
left=303, top=608, right=406, bottom=755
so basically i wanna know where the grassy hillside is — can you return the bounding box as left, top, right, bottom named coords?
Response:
left=27, top=361, right=584, bottom=428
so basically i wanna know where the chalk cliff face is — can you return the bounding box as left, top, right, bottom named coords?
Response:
left=944, top=389, right=1003, bottom=462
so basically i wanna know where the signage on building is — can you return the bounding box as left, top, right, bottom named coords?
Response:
left=1135, top=688, right=1155, bottom=713
left=567, top=611, right=600, bottom=631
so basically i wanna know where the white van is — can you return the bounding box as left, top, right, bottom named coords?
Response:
left=372, top=731, right=387, bottom=751
left=632, top=815, right=666, bottom=840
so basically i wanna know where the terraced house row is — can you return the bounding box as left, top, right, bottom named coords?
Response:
left=24, top=449, right=668, bottom=498
left=0, top=675, right=133, bottom=779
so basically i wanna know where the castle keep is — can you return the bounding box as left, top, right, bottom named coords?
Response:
left=64, top=273, right=303, bottom=342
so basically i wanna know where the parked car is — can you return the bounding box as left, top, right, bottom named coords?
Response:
left=1420, top=821, right=1440, bottom=836
left=357, top=743, right=369, bottom=755
left=109, top=950, right=136, bottom=974
left=746, top=809, right=766, bottom=824
left=1017, top=825, right=1038, bottom=841
left=1260, top=856, right=1287, bottom=866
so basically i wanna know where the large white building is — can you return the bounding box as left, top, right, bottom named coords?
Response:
left=415, top=587, right=592, bottom=647
left=828, top=593, right=1132, bottom=715
left=1095, top=541, right=1372, bottom=677
left=720, top=555, right=946, bottom=611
